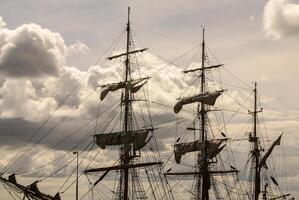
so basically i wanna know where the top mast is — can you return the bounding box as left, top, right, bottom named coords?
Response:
left=123, top=7, right=131, bottom=200
left=124, top=7, right=131, bottom=130
left=199, top=28, right=209, bottom=200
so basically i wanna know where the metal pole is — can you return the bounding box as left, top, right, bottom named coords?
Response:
left=73, top=151, right=79, bottom=200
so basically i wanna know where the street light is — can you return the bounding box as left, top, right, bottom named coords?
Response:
left=73, top=151, right=79, bottom=200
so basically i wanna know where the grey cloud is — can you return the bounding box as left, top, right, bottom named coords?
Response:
left=0, top=117, right=95, bottom=151
left=0, top=118, right=38, bottom=149
left=263, top=0, right=299, bottom=39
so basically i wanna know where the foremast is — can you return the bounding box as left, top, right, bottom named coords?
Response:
left=84, top=7, right=161, bottom=200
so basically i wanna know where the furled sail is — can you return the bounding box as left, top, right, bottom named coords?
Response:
left=53, top=193, right=62, bottom=200
left=174, top=139, right=225, bottom=164
left=100, top=77, right=148, bottom=100
left=28, top=181, right=42, bottom=197
left=8, top=174, right=17, bottom=184
left=95, top=128, right=152, bottom=150
left=259, top=133, right=283, bottom=169
left=173, top=90, right=223, bottom=113
left=0, top=175, right=56, bottom=200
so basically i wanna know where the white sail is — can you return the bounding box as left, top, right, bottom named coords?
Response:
left=174, top=139, right=225, bottom=164
left=100, top=78, right=148, bottom=100
left=173, top=90, right=223, bottom=113
left=95, top=128, right=152, bottom=150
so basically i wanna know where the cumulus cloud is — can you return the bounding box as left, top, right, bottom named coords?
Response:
left=66, top=41, right=93, bottom=68
left=0, top=24, right=188, bottom=153
left=0, top=23, right=67, bottom=77
left=67, top=41, right=90, bottom=56
left=263, top=0, right=299, bottom=39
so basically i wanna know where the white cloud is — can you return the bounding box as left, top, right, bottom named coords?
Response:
left=263, top=0, right=299, bottom=39
left=67, top=41, right=90, bottom=56
left=0, top=23, right=67, bottom=77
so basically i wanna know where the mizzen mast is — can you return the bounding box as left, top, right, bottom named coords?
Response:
left=253, top=82, right=260, bottom=200
left=249, top=82, right=262, bottom=200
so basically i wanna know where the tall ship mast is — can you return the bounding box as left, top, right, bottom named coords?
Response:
left=165, top=29, right=240, bottom=200
left=246, top=83, right=291, bottom=200
left=84, top=7, right=163, bottom=200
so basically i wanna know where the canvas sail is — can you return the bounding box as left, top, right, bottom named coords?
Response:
left=174, top=139, right=225, bottom=164
left=100, top=78, right=148, bottom=100
left=174, top=91, right=223, bottom=113
left=95, top=128, right=152, bottom=150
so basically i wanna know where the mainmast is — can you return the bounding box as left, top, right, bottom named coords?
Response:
left=199, top=29, right=209, bottom=200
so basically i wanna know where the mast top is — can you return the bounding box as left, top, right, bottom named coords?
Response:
left=202, top=28, right=205, bottom=44
left=127, top=7, right=131, bottom=25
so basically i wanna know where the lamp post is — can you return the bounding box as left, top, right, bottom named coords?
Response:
left=73, top=151, right=79, bottom=200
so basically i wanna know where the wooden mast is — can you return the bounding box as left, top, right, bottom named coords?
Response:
left=123, top=7, right=131, bottom=200
left=199, top=28, right=209, bottom=200
left=251, top=82, right=261, bottom=200
left=85, top=7, right=153, bottom=199
left=168, top=29, right=232, bottom=200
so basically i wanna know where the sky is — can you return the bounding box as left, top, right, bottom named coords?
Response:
left=0, top=0, right=298, bottom=199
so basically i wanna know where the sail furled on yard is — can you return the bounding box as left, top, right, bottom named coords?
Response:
left=173, top=90, right=223, bottom=113
left=100, top=77, right=149, bottom=100
left=174, top=139, right=225, bottom=164
left=8, top=174, right=17, bottom=184
left=95, top=128, right=152, bottom=150
left=0, top=175, right=56, bottom=200
left=259, top=133, right=283, bottom=169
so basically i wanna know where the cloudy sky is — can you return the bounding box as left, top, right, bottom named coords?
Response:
left=0, top=0, right=298, bottom=199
